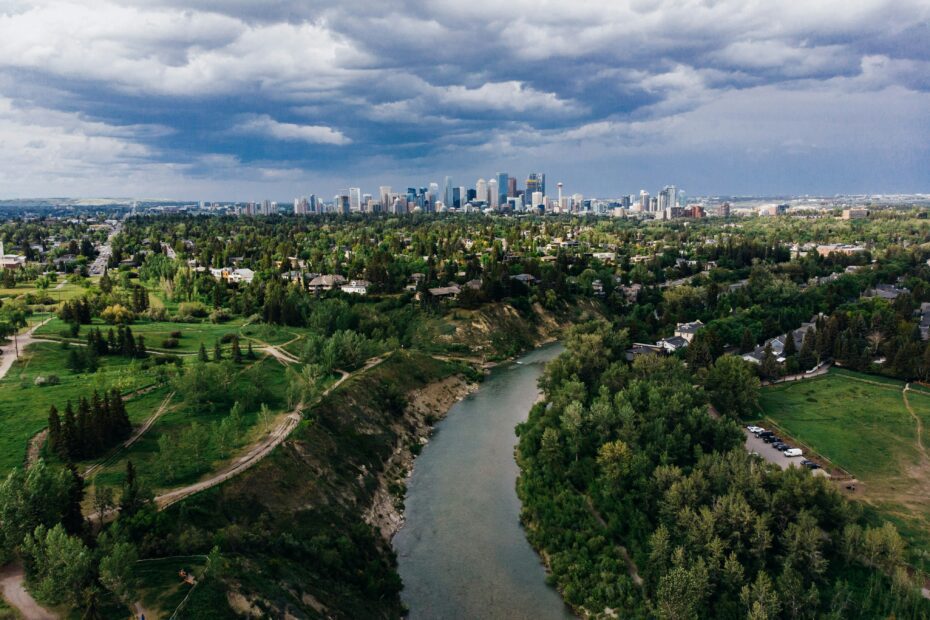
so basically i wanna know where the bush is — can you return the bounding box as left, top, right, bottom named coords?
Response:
left=178, top=301, right=208, bottom=318
left=145, top=307, right=168, bottom=321
left=220, top=333, right=238, bottom=344
left=162, top=338, right=180, bottom=349
left=209, top=308, right=231, bottom=323
left=34, top=375, right=60, bottom=387
left=170, top=330, right=182, bottom=338
left=154, top=354, right=182, bottom=366
left=101, top=304, right=135, bottom=325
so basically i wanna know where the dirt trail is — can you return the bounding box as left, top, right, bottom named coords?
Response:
left=26, top=430, right=48, bottom=468
left=84, top=391, right=176, bottom=478
left=0, top=563, right=57, bottom=619
left=902, top=384, right=928, bottom=463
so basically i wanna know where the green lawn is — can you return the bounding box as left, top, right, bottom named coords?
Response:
left=0, top=342, right=162, bottom=474
left=133, top=555, right=208, bottom=617
left=759, top=368, right=930, bottom=561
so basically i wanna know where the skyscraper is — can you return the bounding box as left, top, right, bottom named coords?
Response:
left=639, top=190, right=650, bottom=212
left=443, top=176, right=453, bottom=208
left=496, top=172, right=508, bottom=209
left=379, top=186, right=392, bottom=211
left=476, top=178, right=487, bottom=203
left=507, top=176, right=517, bottom=199
left=488, top=178, right=499, bottom=209
left=526, top=172, right=546, bottom=197
left=349, top=188, right=361, bottom=212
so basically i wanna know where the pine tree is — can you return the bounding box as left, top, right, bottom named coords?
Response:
left=76, top=397, right=92, bottom=459
left=231, top=337, right=242, bottom=363
left=61, top=463, right=85, bottom=536
left=740, top=328, right=755, bottom=354
left=67, top=348, right=85, bottom=374
left=783, top=331, right=798, bottom=358
left=62, top=401, right=78, bottom=460
left=213, top=341, right=223, bottom=361
left=760, top=343, right=781, bottom=381
left=247, top=341, right=256, bottom=360
left=47, top=405, right=64, bottom=459
left=107, top=328, right=117, bottom=353
left=120, top=460, right=143, bottom=517
left=198, top=343, right=208, bottom=363
left=135, top=335, right=146, bottom=358
left=798, top=327, right=817, bottom=370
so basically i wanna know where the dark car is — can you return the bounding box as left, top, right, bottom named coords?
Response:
left=762, top=435, right=780, bottom=444
left=758, top=430, right=775, bottom=438
left=801, top=460, right=821, bottom=470
left=773, top=442, right=789, bottom=451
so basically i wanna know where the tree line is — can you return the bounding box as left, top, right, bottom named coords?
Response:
left=47, top=389, right=132, bottom=462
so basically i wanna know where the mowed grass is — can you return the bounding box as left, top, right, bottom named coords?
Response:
left=759, top=369, right=930, bottom=560
left=133, top=556, right=208, bottom=617
left=0, top=342, right=161, bottom=474
left=35, top=316, right=251, bottom=353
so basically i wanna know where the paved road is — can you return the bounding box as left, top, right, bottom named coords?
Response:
left=89, top=222, right=121, bottom=276
left=0, top=317, right=54, bottom=382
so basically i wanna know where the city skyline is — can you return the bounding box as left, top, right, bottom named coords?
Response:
left=0, top=1, right=928, bottom=199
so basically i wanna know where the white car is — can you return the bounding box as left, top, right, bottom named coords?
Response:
left=783, top=448, right=803, bottom=458
left=747, top=426, right=765, bottom=434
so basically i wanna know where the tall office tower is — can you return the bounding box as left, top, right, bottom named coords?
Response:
left=334, top=195, right=349, bottom=214
left=458, top=186, right=466, bottom=207
left=349, top=188, right=361, bottom=212
left=526, top=172, right=546, bottom=197
left=488, top=178, right=499, bottom=208
left=507, top=176, right=517, bottom=199
left=294, top=197, right=309, bottom=215
left=639, top=190, right=650, bottom=212
left=362, top=193, right=373, bottom=212
left=650, top=197, right=659, bottom=212
left=476, top=178, right=487, bottom=203
left=572, top=194, right=584, bottom=212
left=443, top=176, right=454, bottom=208
left=496, top=172, right=508, bottom=208
left=557, top=182, right=563, bottom=206
left=428, top=183, right=439, bottom=208
left=379, top=186, right=392, bottom=211
left=452, top=187, right=461, bottom=208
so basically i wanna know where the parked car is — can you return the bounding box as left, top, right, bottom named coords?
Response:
left=758, top=431, right=775, bottom=440
left=747, top=425, right=764, bottom=434
left=784, top=448, right=803, bottom=457
left=763, top=435, right=780, bottom=444
left=772, top=442, right=788, bottom=451
left=800, top=459, right=821, bottom=469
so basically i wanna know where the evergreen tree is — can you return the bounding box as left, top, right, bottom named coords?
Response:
left=119, top=460, right=144, bottom=517
left=198, top=342, right=208, bottom=363
left=61, top=464, right=84, bottom=536
left=231, top=337, right=242, bottom=363
left=760, top=343, right=781, bottom=381
left=213, top=341, right=223, bottom=361
left=47, top=405, right=64, bottom=459
left=135, top=335, right=145, bottom=358
left=798, top=327, right=817, bottom=370
left=783, top=331, right=797, bottom=358
left=247, top=341, right=256, bottom=360
left=76, top=398, right=91, bottom=459
left=740, top=328, right=755, bottom=354
left=66, top=348, right=84, bottom=374
left=62, top=402, right=78, bottom=460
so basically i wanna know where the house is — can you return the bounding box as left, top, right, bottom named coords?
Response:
left=341, top=280, right=370, bottom=295
left=428, top=283, right=461, bottom=299
left=619, top=283, right=642, bottom=303
left=657, top=335, right=689, bottom=353
left=863, top=283, right=909, bottom=301
left=674, top=320, right=704, bottom=343
left=308, top=274, right=347, bottom=292
left=742, top=320, right=818, bottom=365
left=625, top=343, right=663, bottom=361
left=919, top=303, right=930, bottom=340
left=591, top=279, right=605, bottom=296
left=228, top=268, right=254, bottom=284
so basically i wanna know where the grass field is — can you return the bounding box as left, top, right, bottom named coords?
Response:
left=0, top=342, right=162, bottom=474
left=35, top=317, right=252, bottom=354
left=133, top=555, right=208, bottom=617
left=85, top=356, right=292, bottom=500
left=759, top=368, right=930, bottom=562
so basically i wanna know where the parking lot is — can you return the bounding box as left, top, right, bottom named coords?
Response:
left=744, top=428, right=829, bottom=477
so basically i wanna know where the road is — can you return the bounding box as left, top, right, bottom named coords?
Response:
left=0, top=563, right=56, bottom=619
left=0, top=317, right=54, bottom=382
left=89, top=221, right=121, bottom=276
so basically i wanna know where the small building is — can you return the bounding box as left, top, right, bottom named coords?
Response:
left=428, top=283, right=461, bottom=299
left=674, top=320, right=704, bottom=343
left=228, top=268, right=254, bottom=284
left=625, top=343, right=663, bottom=362
left=308, top=274, right=347, bottom=292
left=341, top=279, right=370, bottom=295
left=657, top=335, right=689, bottom=353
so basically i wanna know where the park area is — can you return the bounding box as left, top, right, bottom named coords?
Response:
left=758, top=368, right=930, bottom=564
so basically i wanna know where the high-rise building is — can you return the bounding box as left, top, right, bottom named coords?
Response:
left=557, top=182, right=563, bottom=207
left=507, top=176, right=517, bottom=199
left=476, top=179, right=487, bottom=203
left=526, top=172, right=546, bottom=197
left=443, top=176, right=454, bottom=209
left=293, top=196, right=309, bottom=215
left=640, top=190, right=650, bottom=212
left=496, top=173, right=508, bottom=209
left=531, top=191, right=544, bottom=210
left=489, top=178, right=499, bottom=209
left=349, top=188, right=361, bottom=212
left=379, top=186, right=392, bottom=211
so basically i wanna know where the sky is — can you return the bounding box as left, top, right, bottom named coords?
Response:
left=0, top=0, right=929, bottom=200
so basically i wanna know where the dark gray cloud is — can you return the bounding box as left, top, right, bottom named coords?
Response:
left=0, top=0, right=928, bottom=198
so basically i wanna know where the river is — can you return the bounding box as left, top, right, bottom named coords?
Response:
left=394, top=343, right=574, bottom=620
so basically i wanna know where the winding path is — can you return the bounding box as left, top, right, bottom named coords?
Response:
left=903, top=384, right=928, bottom=463
left=0, top=563, right=56, bottom=619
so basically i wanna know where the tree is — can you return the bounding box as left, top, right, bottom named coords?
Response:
left=198, top=342, right=208, bottom=363
left=47, top=405, right=63, bottom=459
left=706, top=355, right=760, bottom=418
left=740, top=327, right=755, bottom=354
left=213, top=340, right=223, bottom=361
left=21, top=523, right=92, bottom=606
left=98, top=541, right=138, bottom=604
left=231, top=336, right=242, bottom=363
left=92, top=485, right=114, bottom=523
left=119, top=460, right=146, bottom=517
left=759, top=343, right=781, bottom=381
left=798, top=327, right=817, bottom=371
left=247, top=341, right=256, bottom=360
left=100, top=304, right=135, bottom=325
